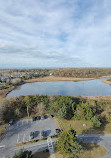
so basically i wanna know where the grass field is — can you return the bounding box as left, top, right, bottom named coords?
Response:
left=55, top=144, right=107, bottom=158
left=0, top=124, right=7, bottom=136
left=55, top=118, right=111, bottom=134
left=33, top=151, right=50, bottom=158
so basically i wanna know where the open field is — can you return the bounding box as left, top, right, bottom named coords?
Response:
left=55, top=144, right=107, bottom=158
left=79, top=143, right=107, bottom=158
left=55, top=118, right=111, bottom=134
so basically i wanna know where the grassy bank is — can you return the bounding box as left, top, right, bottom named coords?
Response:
left=24, top=75, right=111, bottom=83
left=0, top=86, right=15, bottom=98
left=103, top=80, right=111, bottom=85
left=0, top=124, right=7, bottom=136
left=24, top=76, right=95, bottom=83
left=55, top=144, right=107, bottom=158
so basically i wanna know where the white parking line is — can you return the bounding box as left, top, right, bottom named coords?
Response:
left=40, top=131, right=42, bottom=139
left=0, top=145, right=5, bottom=148
left=23, top=134, right=25, bottom=142
left=29, top=135, right=31, bottom=141
left=17, top=134, right=19, bottom=143
left=17, top=121, right=19, bottom=126
left=27, top=120, right=29, bottom=125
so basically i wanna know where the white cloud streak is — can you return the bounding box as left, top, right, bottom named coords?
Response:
left=0, top=0, right=111, bottom=68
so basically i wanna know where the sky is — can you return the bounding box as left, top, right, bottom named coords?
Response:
left=0, top=0, right=111, bottom=68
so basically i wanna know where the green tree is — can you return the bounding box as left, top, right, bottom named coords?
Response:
left=57, top=128, right=82, bottom=158
left=91, top=116, right=101, bottom=128
left=12, top=149, right=32, bottom=158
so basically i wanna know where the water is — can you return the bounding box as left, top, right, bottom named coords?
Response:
left=7, top=78, right=111, bottom=97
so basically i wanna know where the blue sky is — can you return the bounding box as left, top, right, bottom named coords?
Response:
left=0, top=0, right=111, bottom=68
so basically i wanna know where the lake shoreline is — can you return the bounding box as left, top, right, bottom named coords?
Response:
left=24, top=76, right=109, bottom=83
left=2, top=75, right=111, bottom=98
left=103, top=80, right=111, bottom=85
left=24, top=76, right=95, bottom=83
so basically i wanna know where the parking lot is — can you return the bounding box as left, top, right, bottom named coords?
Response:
left=0, top=116, right=58, bottom=149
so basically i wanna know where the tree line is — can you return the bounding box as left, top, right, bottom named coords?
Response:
left=0, top=95, right=110, bottom=128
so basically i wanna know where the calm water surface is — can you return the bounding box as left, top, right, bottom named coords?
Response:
left=7, top=78, right=111, bottom=97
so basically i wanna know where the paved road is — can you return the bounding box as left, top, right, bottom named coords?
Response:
left=0, top=139, right=57, bottom=158
left=77, top=134, right=111, bottom=158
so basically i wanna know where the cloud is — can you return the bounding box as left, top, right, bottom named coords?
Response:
left=0, top=0, right=111, bottom=68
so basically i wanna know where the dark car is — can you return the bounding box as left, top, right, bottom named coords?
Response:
left=32, top=116, right=37, bottom=121
left=37, top=116, right=41, bottom=120
left=30, top=132, right=34, bottom=139
left=44, top=115, right=47, bottom=119
left=49, top=115, right=54, bottom=118
left=8, top=120, right=14, bottom=125
left=55, top=129, right=62, bottom=134
left=41, top=130, right=47, bottom=137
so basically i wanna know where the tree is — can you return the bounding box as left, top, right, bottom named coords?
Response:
left=57, top=128, right=82, bottom=158
left=0, top=99, right=15, bottom=123
left=37, top=102, right=45, bottom=114
left=91, top=116, right=101, bottom=128
left=24, top=95, right=36, bottom=117
left=11, top=78, right=22, bottom=85
left=12, top=149, right=32, bottom=158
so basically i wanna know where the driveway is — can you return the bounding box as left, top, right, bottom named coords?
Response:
left=77, top=134, right=111, bottom=158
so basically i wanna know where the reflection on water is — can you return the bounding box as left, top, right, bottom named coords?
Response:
left=7, top=78, right=111, bottom=97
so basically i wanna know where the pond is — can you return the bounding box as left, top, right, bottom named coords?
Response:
left=7, top=78, right=111, bottom=97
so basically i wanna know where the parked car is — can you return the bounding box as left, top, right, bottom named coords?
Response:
left=49, top=115, right=54, bottom=118
left=37, top=116, right=41, bottom=120
left=32, top=116, right=37, bottom=121
left=55, top=129, right=62, bottom=134
left=41, top=115, right=45, bottom=120
left=44, top=115, right=48, bottom=119
left=30, top=132, right=34, bottom=139
left=41, top=130, right=47, bottom=137
left=8, top=120, right=14, bottom=125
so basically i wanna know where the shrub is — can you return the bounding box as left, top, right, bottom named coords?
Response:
left=91, top=116, right=101, bottom=128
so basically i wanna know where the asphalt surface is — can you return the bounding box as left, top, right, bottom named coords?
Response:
left=77, top=134, right=111, bottom=158
left=0, top=116, right=57, bottom=158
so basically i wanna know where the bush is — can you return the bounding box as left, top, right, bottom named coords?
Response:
left=91, top=116, right=101, bottom=128
left=12, top=149, right=32, bottom=158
